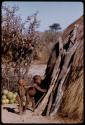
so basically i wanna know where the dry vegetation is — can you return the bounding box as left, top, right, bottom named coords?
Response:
left=37, top=31, right=62, bottom=63
left=1, top=4, right=41, bottom=91
left=1, top=4, right=61, bottom=91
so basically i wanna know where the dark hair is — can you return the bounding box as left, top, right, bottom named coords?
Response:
left=33, top=75, right=41, bottom=81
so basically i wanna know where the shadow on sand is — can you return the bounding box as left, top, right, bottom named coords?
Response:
left=3, top=107, right=19, bottom=114
left=3, top=106, right=33, bottom=114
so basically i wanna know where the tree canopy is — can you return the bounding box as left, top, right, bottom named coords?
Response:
left=49, top=23, right=61, bottom=32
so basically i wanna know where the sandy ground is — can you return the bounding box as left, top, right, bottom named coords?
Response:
left=28, top=64, right=47, bottom=77
left=1, top=104, right=61, bottom=123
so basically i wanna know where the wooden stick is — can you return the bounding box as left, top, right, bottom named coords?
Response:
left=46, top=92, right=53, bottom=116
left=35, top=93, right=46, bottom=108
left=50, top=65, right=71, bottom=116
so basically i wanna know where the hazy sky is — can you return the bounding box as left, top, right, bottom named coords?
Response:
left=2, top=1, right=83, bottom=31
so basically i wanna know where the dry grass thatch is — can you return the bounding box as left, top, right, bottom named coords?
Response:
left=55, top=16, right=84, bottom=123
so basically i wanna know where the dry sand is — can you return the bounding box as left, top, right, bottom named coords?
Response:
left=1, top=104, right=60, bottom=123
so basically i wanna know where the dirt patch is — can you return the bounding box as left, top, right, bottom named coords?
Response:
left=1, top=104, right=60, bottom=123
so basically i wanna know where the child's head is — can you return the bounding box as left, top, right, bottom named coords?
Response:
left=33, top=75, right=42, bottom=85
left=18, top=79, right=26, bottom=86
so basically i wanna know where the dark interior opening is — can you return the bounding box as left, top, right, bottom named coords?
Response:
left=64, top=39, right=71, bottom=51
left=59, top=55, right=65, bottom=71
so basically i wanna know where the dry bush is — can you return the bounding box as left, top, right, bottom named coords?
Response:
left=1, top=4, right=40, bottom=91
left=36, top=31, right=62, bottom=63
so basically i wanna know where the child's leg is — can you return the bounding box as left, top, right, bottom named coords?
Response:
left=22, top=96, right=26, bottom=112
left=31, top=97, right=35, bottom=111
left=16, top=95, right=23, bottom=114
left=24, top=92, right=30, bottom=111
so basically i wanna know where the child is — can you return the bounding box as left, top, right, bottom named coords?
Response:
left=16, top=79, right=27, bottom=115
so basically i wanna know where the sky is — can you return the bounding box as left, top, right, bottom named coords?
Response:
left=2, top=2, right=83, bottom=32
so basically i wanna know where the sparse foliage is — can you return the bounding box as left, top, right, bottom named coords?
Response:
left=1, top=4, right=40, bottom=90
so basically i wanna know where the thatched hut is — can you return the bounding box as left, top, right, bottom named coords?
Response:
left=34, top=16, right=84, bottom=123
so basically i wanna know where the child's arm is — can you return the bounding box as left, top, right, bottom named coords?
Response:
left=18, top=86, right=22, bottom=96
left=24, top=85, right=32, bottom=89
left=34, top=84, right=47, bottom=93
